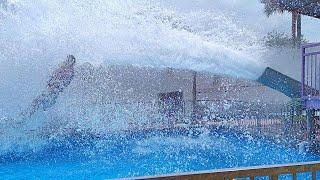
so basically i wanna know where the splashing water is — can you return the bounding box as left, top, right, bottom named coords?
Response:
left=0, top=0, right=267, bottom=159
left=1, top=1, right=264, bottom=73
left=0, top=0, right=265, bottom=112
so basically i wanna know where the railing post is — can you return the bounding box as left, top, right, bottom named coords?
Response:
left=270, top=175, right=278, bottom=180
left=191, top=71, right=197, bottom=123
left=283, top=105, right=291, bottom=138
left=293, top=172, right=297, bottom=180
left=301, top=46, right=305, bottom=99
left=307, top=109, right=316, bottom=141
left=312, top=171, right=317, bottom=180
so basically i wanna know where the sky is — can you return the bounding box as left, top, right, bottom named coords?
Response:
left=159, top=0, right=320, bottom=42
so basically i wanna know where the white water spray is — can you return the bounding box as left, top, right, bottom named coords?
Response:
left=0, top=0, right=266, bottom=154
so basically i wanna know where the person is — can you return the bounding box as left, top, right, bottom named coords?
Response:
left=21, top=55, right=76, bottom=118
left=47, top=55, right=76, bottom=94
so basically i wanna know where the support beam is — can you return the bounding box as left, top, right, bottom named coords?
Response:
left=292, top=11, right=297, bottom=46
left=297, top=13, right=302, bottom=47
left=307, top=109, right=316, bottom=141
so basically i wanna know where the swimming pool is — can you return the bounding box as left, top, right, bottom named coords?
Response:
left=0, top=127, right=319, bottom=179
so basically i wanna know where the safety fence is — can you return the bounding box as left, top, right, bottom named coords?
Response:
left=302, top=42, right=320, bottom=109
left=104, top=99, right=309, bottom=142
left=187, top=100, right=308, bottom=142
left=131, top=161, right=320, bottom=180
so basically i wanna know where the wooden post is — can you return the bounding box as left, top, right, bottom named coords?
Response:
left=297, top=13, right=302, bottom=47
left=307, top=109, right=315, bottom=141
left=270, top=175, right=278, bottom=180
left=192, top=71, right=197, bottom=123
left=292, top=12, right=297, bottom=46
left=293, top=172, right=297, bottom=180
left=283, top=105, right=292, bottom=136
left=312, top=171, right=317, bottom=180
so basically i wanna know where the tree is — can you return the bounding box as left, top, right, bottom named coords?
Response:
left=261, top=0, right=320, bottom=46
left=0, top=0, right=8, bottom=10
left=261, top=0, right=320, bottom=18
left=0, top=0, right=15, bottom=14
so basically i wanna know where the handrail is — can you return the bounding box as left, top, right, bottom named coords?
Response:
left=128, top=161, right=320, bottom=180
left=302, top=42, right=320, bottom=49
left=301, top=42, right=320, bottom=103
left=303, top=51, right=320, bottom=57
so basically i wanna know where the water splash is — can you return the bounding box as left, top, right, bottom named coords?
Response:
left=0, top=0, right=266, bottom=155
left=1, top=0, right=264, bottom=74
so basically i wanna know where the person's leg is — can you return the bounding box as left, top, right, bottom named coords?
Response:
left=20, top=55, right=76, bottom=119
left=42, top=93, right=58, bottom=111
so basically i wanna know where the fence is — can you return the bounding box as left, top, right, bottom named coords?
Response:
left=131, top=161, right=320, bottom=180
left=188, top=99, right=307, bottom=142
left=109, top=99, right=308, bottom=142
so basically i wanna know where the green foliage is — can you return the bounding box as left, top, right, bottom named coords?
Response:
left=263, top=30, right=307, bottom=48
left=264, top=31, right=293, bottom=48
left=287, top=98, right=303, bottom=108
left=293, top=115, right=307, bottom=122
left=285, top=98, right=306, bottom=122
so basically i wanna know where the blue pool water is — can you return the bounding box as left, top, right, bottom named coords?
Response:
left=0, top=128, right=320, bottom=179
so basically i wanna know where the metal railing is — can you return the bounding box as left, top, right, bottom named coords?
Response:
left=301, top=43, right=320, bottom=109
left=96, top=99, right=310, bottom=143
left=131, top=161, right=320, bottom=180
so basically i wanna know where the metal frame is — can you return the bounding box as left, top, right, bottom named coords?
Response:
left=129, top=161, right=320, bottom=180
left=301, top=43, right=320, bottom=109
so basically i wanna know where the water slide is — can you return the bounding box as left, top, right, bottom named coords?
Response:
left=257, top=67, right=301, bottom=99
